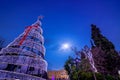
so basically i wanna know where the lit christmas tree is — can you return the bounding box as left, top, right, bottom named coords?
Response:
left=0, top=16, right=48, bottom=80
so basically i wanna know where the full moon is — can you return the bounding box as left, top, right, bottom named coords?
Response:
left=61, top=43, right=71, bottom=50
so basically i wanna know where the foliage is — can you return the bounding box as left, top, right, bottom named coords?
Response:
left=91, top=24, right=120, bottom=76
left=64, top=56, right=74, bottom=75
left=64, top=24, right=120, bottom=80
left=64, top=56, right=120, bottom=80
left=91, top=24, right=114, bottom=50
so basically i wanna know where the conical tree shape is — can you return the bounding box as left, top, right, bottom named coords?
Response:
left=91, top=24, right=120, bottom=76
left=0, top=17, right=48, bottom=80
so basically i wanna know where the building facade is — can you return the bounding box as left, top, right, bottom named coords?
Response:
left=0, top=17, right=48, bottom=80
left=48, top=70, right=69, bottom=80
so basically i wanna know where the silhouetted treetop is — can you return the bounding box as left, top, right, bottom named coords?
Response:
left=91, top=24, right=115, bottom=51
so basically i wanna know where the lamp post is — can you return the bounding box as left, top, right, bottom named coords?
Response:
left=74, top=57, right=81, bottom=80
left=118, top=70, right=120, bottom=77
left=71, top=47, right=81, bottom=80
left=68, top=64, right=71, bottom=80
left=73, top=57, right=81, bottom=70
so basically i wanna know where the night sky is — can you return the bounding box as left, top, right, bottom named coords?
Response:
left=0, top=0, right=120, bottom=70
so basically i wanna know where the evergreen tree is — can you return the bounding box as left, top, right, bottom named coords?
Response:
left=91, top=24, right=120, bottom=76
left=91, top=24, right=115, bottom=51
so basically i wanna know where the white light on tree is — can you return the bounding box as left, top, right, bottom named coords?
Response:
left=118, top=70, right=120, bottom=75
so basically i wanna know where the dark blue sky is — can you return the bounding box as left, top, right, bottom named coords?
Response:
left=0, top=0, right=120, bottom=70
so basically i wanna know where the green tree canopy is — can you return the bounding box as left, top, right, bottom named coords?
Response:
left=91, top=24, right=120, bottom=76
